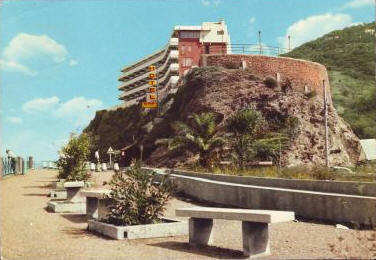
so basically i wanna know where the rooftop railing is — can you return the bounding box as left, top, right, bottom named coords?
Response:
left=204, top=43, right=290, bottom=56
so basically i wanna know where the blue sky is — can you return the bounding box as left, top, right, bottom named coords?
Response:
left=0, top=0, right=374, bottom=161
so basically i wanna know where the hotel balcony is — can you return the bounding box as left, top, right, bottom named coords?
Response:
left=118, top=50, right=179, bottom=91
left=118, top=38, right=179, bottom=81
left=119, top=63, right=179, bottom=102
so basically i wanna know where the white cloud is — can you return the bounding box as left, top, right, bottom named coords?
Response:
left=277, top=13, right=353, bottom=50
left=0, top=33, right=75, bottom=76
left=201, top=0, right=221, bottom=7
left=4, top=33, right=68, bottom=63
left=69, top=59, right=78, bottom=66
left=0, top=0, right=10, bottom=7
left=54, top=97, right=103, bottom=126
left=5, top=116, right=23, bottom=124
left=201, top=0, right=210, bottom=6
left=343, top=0, right=374, bottom=9
left=21, top=96, right=103, bottom=126
left=0, top=59, right=36, bottom=76
left=22, top=96, right=60, bottom=112
left=247, top=17, right=257, bottom=38
left=246, top=43, right=275, bottom=55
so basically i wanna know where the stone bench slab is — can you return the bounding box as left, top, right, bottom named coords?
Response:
left=176, top=207, right=295, bottom=223
left=64, top=181, right=85, bottom=188
left=81, top=189, right=111, bottom=199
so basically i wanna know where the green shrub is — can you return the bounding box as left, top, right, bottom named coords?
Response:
left=56, top=133, right=91, bottom=181
left=304, top=90, right=317, bottom=99
left=156, top=112, right=225, bottom=168
left=227, top=109, right=262, bottom=136
left=104, top=161, right=174, bottom=226
left=263, top=76, right=278, bottom=88
left=285, top=116, right=301, bottom=138
left=281, top=79, right=292, bottom=93
left=222, top=61, right=240, bottom=69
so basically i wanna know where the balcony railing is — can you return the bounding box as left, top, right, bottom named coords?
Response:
left=204, top=43, right=289, bottom=56
left=119, top=38, right=179, bottom=80
left=119, top=50, right=179, bottom=90
left=119, top=63, right=179, bottom=100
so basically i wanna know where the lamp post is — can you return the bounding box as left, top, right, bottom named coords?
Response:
left=323, top=80, right=329, bottom=168
left=140, top=144, right=144, bottom=164
left=288, top=35, right=291, bottom=52
left=258, top=31, right=262, bottom=54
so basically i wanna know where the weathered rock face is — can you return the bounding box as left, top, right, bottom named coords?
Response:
left=147, top=66, right=361, bottom=167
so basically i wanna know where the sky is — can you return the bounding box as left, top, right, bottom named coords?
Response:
left=0, top=0, right=374, bottom=161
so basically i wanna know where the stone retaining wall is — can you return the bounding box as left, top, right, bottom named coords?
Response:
left=172, top=169, right=376, bottom=197
left=201, top=54, right=330, bottom=96
left=167, top=173, right=376, bottom=227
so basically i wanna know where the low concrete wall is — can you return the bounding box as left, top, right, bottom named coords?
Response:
left=171, top=169, right=376, bottom=197
left=165, top=173, right=376, bottom=227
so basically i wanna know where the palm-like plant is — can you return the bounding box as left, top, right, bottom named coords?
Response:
left=156, top=112, right=225, bottom=167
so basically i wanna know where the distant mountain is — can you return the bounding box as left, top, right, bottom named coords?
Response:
left=282, top=22, right=375, bottom=138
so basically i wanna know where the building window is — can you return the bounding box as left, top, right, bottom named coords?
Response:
left=205, top=45, right=210, bottom=54
left=182, top=57, right=193, bottom=67
left=180, top=31, right=200, bottom=39
left=180, top=45, right=192, bottom=55
left=217, top=30, right=224, bottom=35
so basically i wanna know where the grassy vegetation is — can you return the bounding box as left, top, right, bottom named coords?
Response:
left=282, top=22, right=375, bottom=138
left=183, top=162, right=376, bottom=182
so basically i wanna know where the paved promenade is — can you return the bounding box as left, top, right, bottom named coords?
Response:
left=0, top=170, right=374, bottom=259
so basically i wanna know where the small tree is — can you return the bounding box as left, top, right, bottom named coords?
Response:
left=156, top=112, right=225, bottom=168
left=56, top=133, right=91, bottom=181
left=227, top=109, right=288, bottom=168
left=227, top=109, right=262, bottom=169
left=252, top=133, right=288, bottom=162
left=104, top=161, right=173, bottom=226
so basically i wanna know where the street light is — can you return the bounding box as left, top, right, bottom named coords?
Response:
left=258, top=31, right=262, bottom=55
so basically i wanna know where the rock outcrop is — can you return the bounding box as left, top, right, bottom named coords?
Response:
left=147, top=66, right=361, bottom=167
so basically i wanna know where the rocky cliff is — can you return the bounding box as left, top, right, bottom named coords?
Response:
left=147, top=66, right=361, bottom=167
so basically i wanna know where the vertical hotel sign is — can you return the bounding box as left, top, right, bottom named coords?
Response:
left=142, top=65, right=158, bottom=109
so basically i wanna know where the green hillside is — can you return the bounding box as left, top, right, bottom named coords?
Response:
left=282, top=22, right=375, bottom=138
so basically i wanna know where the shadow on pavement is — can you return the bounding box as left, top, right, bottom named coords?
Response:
left=61, top=227, right=113, bottom=240
left=43, top=206, right=54, bottom=213
left=23, top=184, right=53, bottom=189
left=60, top=214, right=88, bottom=224
left=23, top=193, right=48, bottom=197
left=147, top=241, right=246, bottom=259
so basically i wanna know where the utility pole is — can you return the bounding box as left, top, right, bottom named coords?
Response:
left=323, top=80, right=329, bottom=168
left=288, top=35, right=291, bottom=52
left=258, top=31, right=262, bottom=55
left=278, top=139, right=282, bottom=175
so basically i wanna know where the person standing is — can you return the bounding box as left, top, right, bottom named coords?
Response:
left=95, top=150, right=100, bottom=163
left=6, top=149, right=16, bottom=173
left=94, top=150, right=101, bottom=172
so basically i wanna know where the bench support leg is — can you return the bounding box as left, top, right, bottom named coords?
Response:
left=242, top=222, right=270, bottom=258
left=86, top=197, right=99, bottom=219
left=189, top=218, right=213, bottom=246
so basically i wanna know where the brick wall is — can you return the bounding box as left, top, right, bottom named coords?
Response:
left=202, top=54, right=331, bottom=96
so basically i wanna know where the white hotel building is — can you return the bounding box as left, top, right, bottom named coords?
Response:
left=118, top=20, right=231, bottom=107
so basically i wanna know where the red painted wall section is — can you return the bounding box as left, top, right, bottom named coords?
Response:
left=202, top=54, right=331, bottom=97
left=178, top=38, right=202, bottom=76
left=205, top=43, right=227, bottom=55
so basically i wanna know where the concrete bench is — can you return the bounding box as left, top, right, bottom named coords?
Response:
left=47, top=181, right=87, bottom=213
left=81, top=189, right=112, bottom=220
left=176, top=207, right=295, bottom=258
